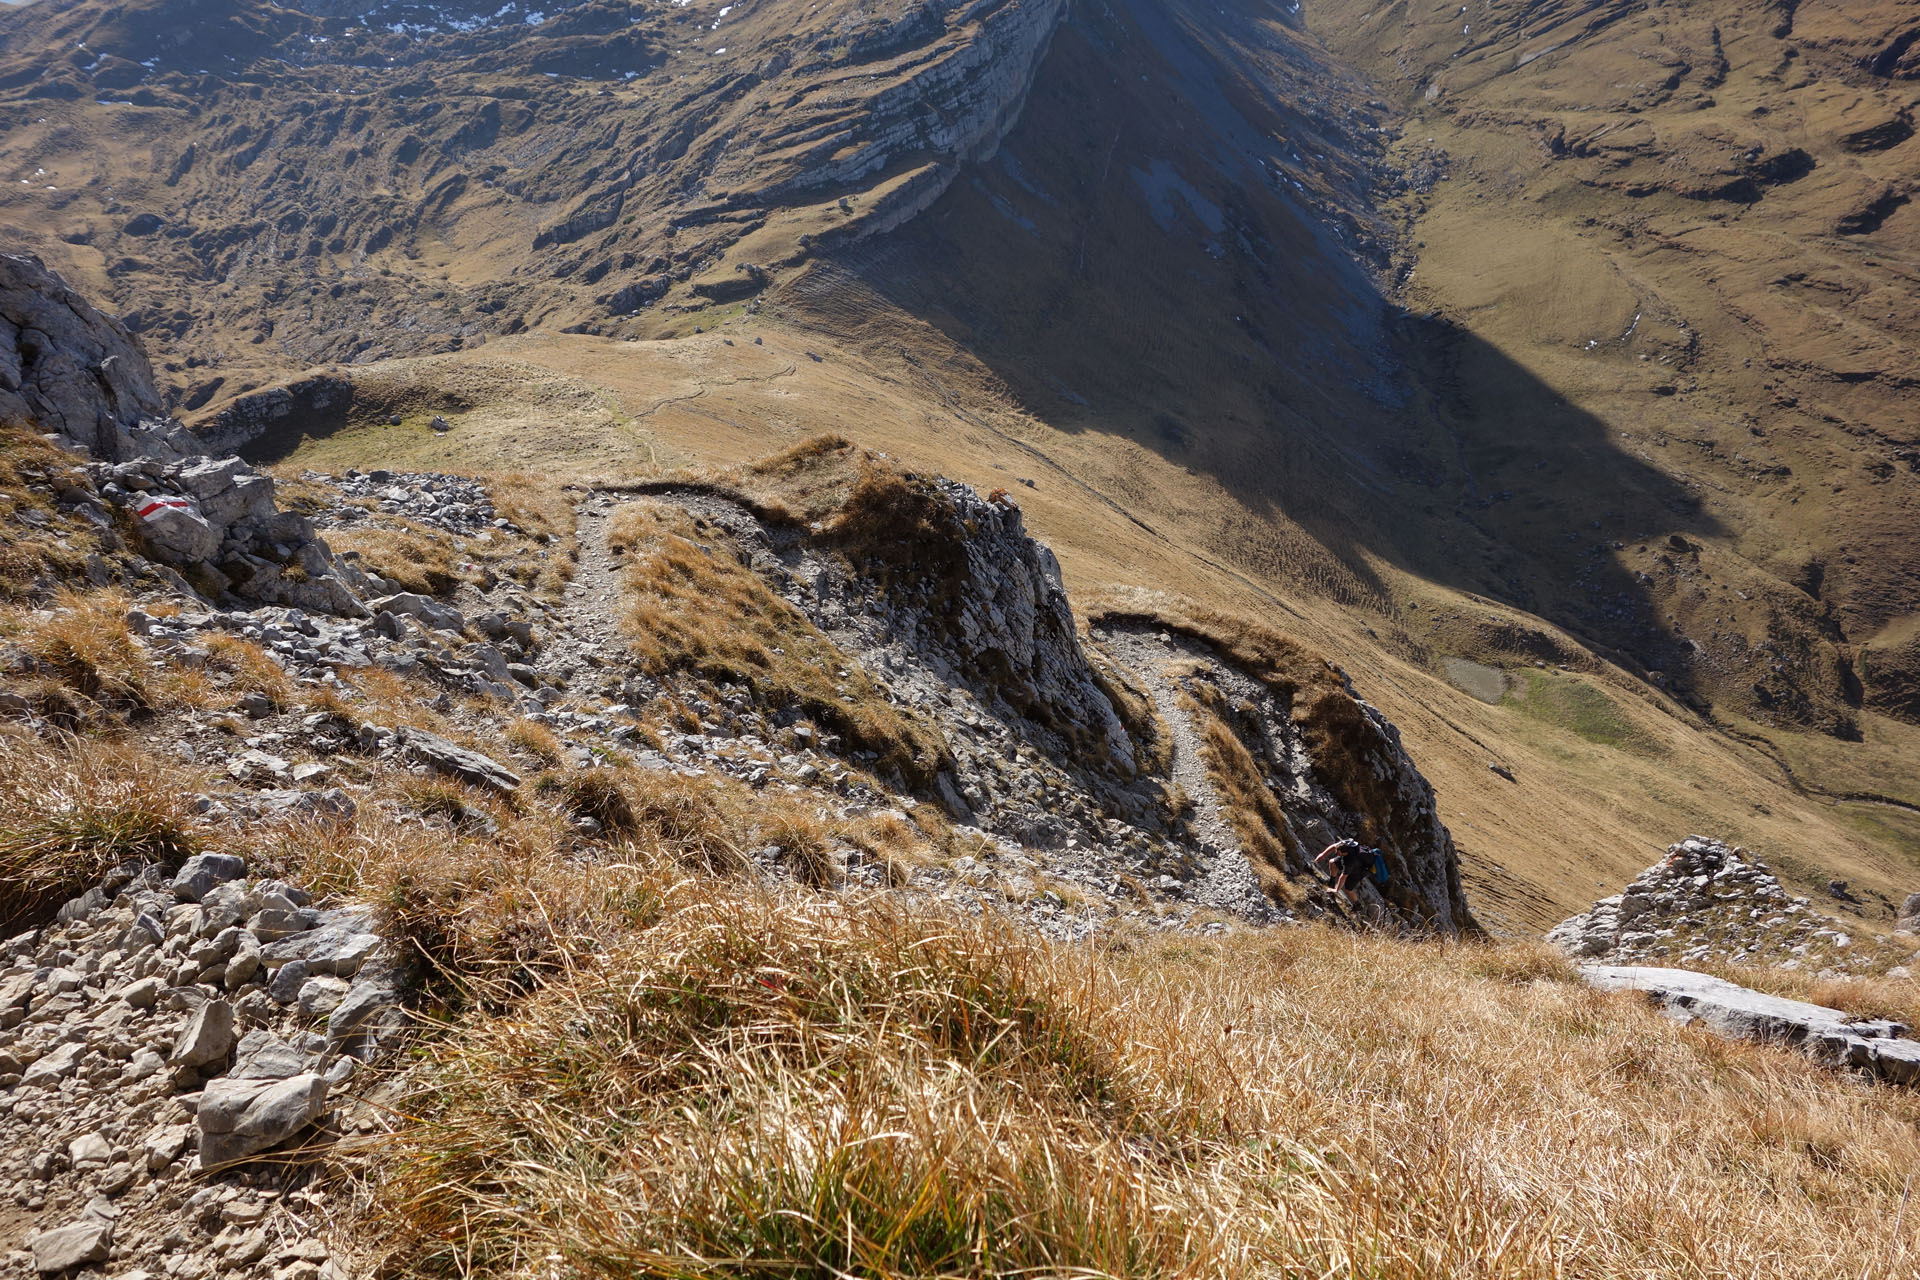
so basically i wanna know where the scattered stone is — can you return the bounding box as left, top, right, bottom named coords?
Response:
left=170, top=853, right=248, bottom=903
left=28, top=1218, right=113, bottom=1273
left=143, top=1124, right=193, bottom=1173
left=21, top=1041, right=85, bottom=1087
left=68, top=1132, right=112, bottom=1168
left=171, top=998, right=235, bottom=1069
left=367, top=592, right=466, bottom=635
left=395, top=727, right=520, bottom=792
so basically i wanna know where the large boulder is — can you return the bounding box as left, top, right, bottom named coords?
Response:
left=195, top=1071, right=329, bottom=1167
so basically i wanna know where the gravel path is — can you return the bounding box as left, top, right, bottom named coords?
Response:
left=539, top=491, right=630, bottom=685
left=1096, top=624, right=1287, bottom=922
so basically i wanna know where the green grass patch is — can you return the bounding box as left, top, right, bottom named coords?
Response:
left=1504, top=669, right=1662, bottom=756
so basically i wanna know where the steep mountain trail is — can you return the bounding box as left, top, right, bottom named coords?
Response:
left=1097, top=625, right=1299, bottom=921
left=536, top=490, right=630, bottom=688
left=1098, top=629, right=1244, bottom=863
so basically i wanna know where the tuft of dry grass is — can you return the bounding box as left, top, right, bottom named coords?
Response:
left=326, top=525, right=466, bottom=598
left=504, top=718, right=567, bottom=766
left=610, top=501, right=950, bottom=788
left=203, top=633, right=296, bottom=710
left=539, top=768, right=639, bottom=838
left=0, top=730, right=202, bottom=927
left=6, top=589, right=154, bottom=717
left=817, top=459, right=968, bottom=599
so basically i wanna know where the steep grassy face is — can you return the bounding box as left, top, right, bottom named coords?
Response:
left=609, top=499, right=953, bottom=789
left=1303, top=0, right=1920, bottom=740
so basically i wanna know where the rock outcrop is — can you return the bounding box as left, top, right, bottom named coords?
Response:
left=1584, top=965, right=1920, bottom=1086
left=1548, top=837, right=1856, bottom=968
left=0, top=253, right=167, bottom=461
left=846, top=480, right=1134, bottom=776
left=0, top=256, right=370, bottom=617
left=1099, top=622, right=1477, bottom=935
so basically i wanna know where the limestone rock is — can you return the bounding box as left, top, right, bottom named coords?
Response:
left=367, top=592, right=466, bottom=635
left=170, top=998, right=235, bottom=1069
left=395, top=727, right=520, bottom=792
left=170, top=853, right=248, bottom=903
left=1584, top=964, right=1920, bottom=1085
left=0, top=252, right=164, bottom=460
left=132, top=495, right=220, bottom=563
left=28, top=1218, right=113, bottom=1273
left=196, top=1072, right=328, bottom=1167
left=21, top=1040, right=84, bottom=1087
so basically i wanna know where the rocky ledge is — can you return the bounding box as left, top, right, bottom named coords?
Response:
left=1583, top=966, right=1920, bottom=1087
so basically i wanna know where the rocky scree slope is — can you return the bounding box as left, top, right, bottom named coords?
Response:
left=1, top=852, right=394, bottom=1280
left=1549, top=835, right=1911, bottom=976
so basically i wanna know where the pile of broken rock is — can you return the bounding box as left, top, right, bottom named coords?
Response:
left=1, top=853, right=400, bottom=1277
left=1547, top=836, right=1864, bottom=970
left=91, top=453, right=369, bottom=620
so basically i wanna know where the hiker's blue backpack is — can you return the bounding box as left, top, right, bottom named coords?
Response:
left=1369, top=848, right=1390, bottom=889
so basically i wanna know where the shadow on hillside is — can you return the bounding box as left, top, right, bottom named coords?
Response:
left=816, top=0, right=1717, bottom=693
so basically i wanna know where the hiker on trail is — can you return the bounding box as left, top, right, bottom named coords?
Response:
left=1315, top=838, right=1372, bottom=904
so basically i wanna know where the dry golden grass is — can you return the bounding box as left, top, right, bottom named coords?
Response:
left=327, top=525, right=467, bottom=598
left=335, top=665, right=454, bottom=733
left=360, top=869, right=1920, bottom=1280
left=0, top=427, right=104, bottom=598
left=609, top=501, right=950, bottom=788
left=0, top=729, right=202, bottom=927
left=504, top=718, right=567, bottom=766
left=3, top=589, right=154, bottom=717
left=202, top=633, right=296, bottom=710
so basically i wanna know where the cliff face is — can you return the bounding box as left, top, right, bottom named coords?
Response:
left=0, top=254, right=165, bottom=461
